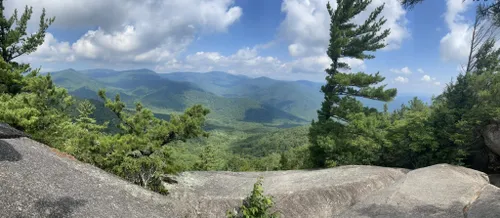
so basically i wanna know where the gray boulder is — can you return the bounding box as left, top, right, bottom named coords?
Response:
left=167, top=166, right=408, bottom=217
left=336, top=164, right=494, bottom=218
left=1, top=123, right=500, bottom=218
left=483, top=123, right=500, bottom=156
left=0, top=123, right=27, bottom=139
left=466, top=184, right=500, bottom=217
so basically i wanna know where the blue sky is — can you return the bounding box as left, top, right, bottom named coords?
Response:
left=8, top=0, right=483, bottom=97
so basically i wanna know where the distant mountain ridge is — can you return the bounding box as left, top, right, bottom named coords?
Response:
left=49, top=68, right=309, bottom=126
left=49, top=68, right=434, bottom=126
left=161, top=71, right=325, bottom=120
left=160, top=71, right=433, bottom=116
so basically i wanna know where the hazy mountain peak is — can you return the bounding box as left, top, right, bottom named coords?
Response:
left=56, top=68, right=78, bottom=73
left=121, top=68, right=156, bottom=74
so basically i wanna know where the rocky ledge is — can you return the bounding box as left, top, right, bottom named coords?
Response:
left=1, top=123, right=499, bottom=218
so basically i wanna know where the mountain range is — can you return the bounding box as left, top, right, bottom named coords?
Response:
left=47, top=68, right=433, bottom=127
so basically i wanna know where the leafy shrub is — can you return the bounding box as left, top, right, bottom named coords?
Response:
left=226, top=177, right=280, bottom=218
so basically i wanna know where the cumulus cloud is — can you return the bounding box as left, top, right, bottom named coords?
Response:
left=390, top=67, right=412, bottom=74
left=288, top=55, right=332, bottom=74
left=440, top=0, right=474, bottom=62
left=154, top=48, right=367, bottom=81
left=394, top=76, right=409, bottom=83
left=279, top=0, right=409, bottom=58
left=12, top=0, right=408, bottom=83
left=10, top=0, right=242, bottom=64
left=417, top=68, right=424, bottom=74
left=155, top=47, right=289, bottom=78
left=20, top=33, right=74, bottom=63
left=421, top=74, right=441, bottom=86
left=421, top=75, right=431, bottom=81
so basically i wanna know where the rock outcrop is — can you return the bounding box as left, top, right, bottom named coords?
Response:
left=1, top=123, right=500, bottom=218
left=483, top=123, right=500, bottom=156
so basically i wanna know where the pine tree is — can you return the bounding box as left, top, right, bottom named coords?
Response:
left=309, top=0, right=397, bottom=167
left=0, top=0, right=54, bottom=64
left=0, top=0, right=54, bottom=94
left=93, top=90, right=210, bottom=194
left=226, top=177, right=279, bottom=218
left=194, top=144, right=221, bottom=171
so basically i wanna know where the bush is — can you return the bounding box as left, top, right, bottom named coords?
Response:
left=226, top=177, right=280, bottom=218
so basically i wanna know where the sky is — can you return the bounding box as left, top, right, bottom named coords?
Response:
left=7, top=0, right=484, bottom=96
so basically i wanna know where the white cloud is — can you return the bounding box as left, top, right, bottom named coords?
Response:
left=394, top=76, right=409, bottom=83
left=279, top=0, right=409, bottom=58
left=390, top=66, right=412, bottom=74
left=155, top=47, right=291, bottom=79
left=420, top=74, right=441, bottom=86
left=155, top=50, right=342, bottom=81
left=288, top=55, right=332, bottom=74
left=154, top=47, right=367, bottom=81
left=18, top=33, right=75, bottom=63
left=12, top=0, right=410, bottom=84
left=417, top=68, right=424, bottom=74
left=421, top=75, right=432, bottom=81
left=11, top=0, right=242, bottom=64
left=401, top=67, right=412, bottom=74
left=287, top=55, right=365, bottom=74
left=440, top=0, right=474, bottom=62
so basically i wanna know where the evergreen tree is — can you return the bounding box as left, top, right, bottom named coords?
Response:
left=194, top=144, right=222, bottom=171
left=0, top=0, right=54, bottom=94
left=94, top=90, right=210, bottom=193
left=226, top=177, right=280, bottom=218
left=384, top=97, right=440, bottom=168
left=473, top=38, right=500, bottom=74
left=422, top=40, right=500, bottom=172
left=309, top=0, right=397, bottom=167
left=0, top=0, right=54, bottom=65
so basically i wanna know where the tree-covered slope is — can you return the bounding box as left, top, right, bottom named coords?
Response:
left=160, top=71, right=250, bottom=96
left=51, top=69, right=306, bottom=124
left=162, top=72, right=324, bottom=120
left=231, top=125, right=310, bottom=157
left=161, top=71, right=435, bottom=116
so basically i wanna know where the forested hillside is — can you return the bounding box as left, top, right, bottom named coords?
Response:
left=49, top=68, right=308, bottom=126
left=51, top=68, right=433, bottom=125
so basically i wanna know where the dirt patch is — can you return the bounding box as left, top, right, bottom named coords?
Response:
left=50, top=148, right=77, bottom=161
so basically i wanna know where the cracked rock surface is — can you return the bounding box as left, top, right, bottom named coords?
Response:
left=1, top=123, right=500, bottom=218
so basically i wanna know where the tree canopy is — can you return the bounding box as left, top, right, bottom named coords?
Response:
left=309, top=0, right=397, bottom=167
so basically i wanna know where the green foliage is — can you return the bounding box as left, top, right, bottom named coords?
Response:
left=0, top=1, right=66, bottom=147
left=309, top=0, right=397, bottom=167
left=372, top=34, right=500, bottom=171
left=49, top=69, right=307, bottom=125
left=0, top=58, right=25, bottom=94
left=194, top=144, right=223, bottom=171
left=78, top=90, right=211, bottom=193
left=0, top=0, right=54, bottom=67
left=7, top=0, right=500, bottom=202
left=162, top=72, right=324, bottom=121
left=382, top=98, right=443, bottom=168
left=232, top=126, right=309, bottom=157
left=0, top=68, right=73, bottom=147
left=0, top=0, right=312, bottom=196
left=226, top=177, right=280, bottom=218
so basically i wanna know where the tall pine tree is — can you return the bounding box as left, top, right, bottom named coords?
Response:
left=309, top=0, right=397, bottom=167
left=0, top=0, right=55, bottom=95
left=0, top=0, right=54, bottom=64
